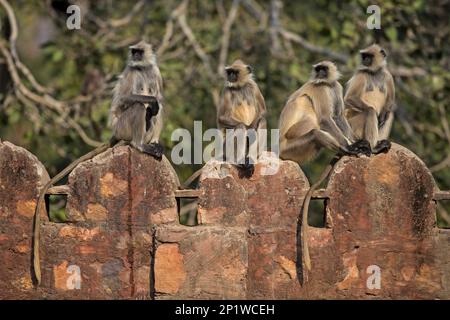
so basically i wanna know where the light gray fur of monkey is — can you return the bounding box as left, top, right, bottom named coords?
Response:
left=344, top=44, right=395, bottom=154
left=32, top=41, right=164, bottom=286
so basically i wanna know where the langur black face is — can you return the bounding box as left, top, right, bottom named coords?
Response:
left=315, top=64, right=329, bottom=79
left=131, top=48, right=144, bottom=62
left=226, top=68, right=239, bottom=82
left=361, top=52, right=374, bottom=67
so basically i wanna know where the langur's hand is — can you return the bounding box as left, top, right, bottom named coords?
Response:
left=378, top=110, right=390, bottom=128
left=348, top=139, right=372, bottom=157
left=149, top=99, right=159, bottom=116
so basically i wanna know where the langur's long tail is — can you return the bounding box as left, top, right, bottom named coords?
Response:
left=182, top=167, right=204, bottom=189
left=301, top=155, right=340, bottom=273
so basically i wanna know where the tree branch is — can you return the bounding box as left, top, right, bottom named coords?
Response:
left=218, top=0, right=240, bottom=73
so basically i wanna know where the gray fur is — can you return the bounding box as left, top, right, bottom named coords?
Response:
left=109, top=42, right=164, bottom=153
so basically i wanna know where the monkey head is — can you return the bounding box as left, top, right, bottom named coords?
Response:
left=311, top=61, right=340, bottom=84
left=359, top=44, right=387, bottom=72
left=128, top=41, right=156, bottom=68
left=225, top=60, right=253, bottom=88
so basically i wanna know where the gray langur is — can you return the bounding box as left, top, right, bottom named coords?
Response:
left=344, top=44, right=395, bottom=154
left=217, top=59, right=267, bottom=177
left=32, top=41, right=164, bottom=285
left=279, top=61, right=370, bottom=272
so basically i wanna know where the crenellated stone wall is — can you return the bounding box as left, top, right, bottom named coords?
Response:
left=0, top=140, right=449, bottom=299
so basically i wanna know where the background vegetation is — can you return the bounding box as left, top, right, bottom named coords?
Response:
left=0, top=0, right=449, bottom=226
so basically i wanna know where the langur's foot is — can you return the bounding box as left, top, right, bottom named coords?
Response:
left=341, top=144, right=361, bottom=156
left=372, top=139, right=391, bottom=154
left=238, top=164, right=255, bottom=178
left=238, top=157, right=255, bottom=178
left=142, top=143, right=164, bottom=160
left=348, top=139, right=372, bottom=157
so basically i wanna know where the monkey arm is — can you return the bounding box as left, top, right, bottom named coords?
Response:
left=246, top=86, right=267, bottom=129
left=378, top=110, right=391, bottom=128
left=334, top=115, right=356, bottom=142
left=333, top=103, right=355, bottom=142
left=122, top=94, right=158, bottom=105
left=378, top=73, right=396, bottom=127
left=250, top=93, right=267, bottom=129
left=255, top=116, right=267, bottom=130
left=333, top=84, right=356, bottom=142
left=385, top=71, right=395, bottom=111
left=255, top=86, right=267, bottom=113
left=218, top=115, right=246, bottom=129
left=344, top=73, right=373, bottom=112
left=121, top=94, right=160, bottom=117
left=217, top=91, right=245, bottom=129
left=155, top=66, right=164, bottom=98
left=250, top=112, right=267, bottom=129
left=320, top=117, right=351, bottom=146
left=344, top=95, right=373, bottom=113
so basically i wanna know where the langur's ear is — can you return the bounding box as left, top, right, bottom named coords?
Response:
left=247, top=65, right=253, bottom=74
left=380, top=49, right=387, bottom=58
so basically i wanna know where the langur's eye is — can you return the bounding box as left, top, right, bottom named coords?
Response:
left=226, top=69, right=238, bottom=77
left=315, top=66, right=326, bottom=72
left=131, top=49, right=144, bottom=57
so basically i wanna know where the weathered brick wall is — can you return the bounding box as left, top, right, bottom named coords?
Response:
left=0, top=140, right=449, bottom=299
left=0, top=142, right=179, bottom=299
left=0, top=141, right=49, bottom=299
left=304, top=145, right=448, bottom=299
left=154, top=155, right=308, bottom=299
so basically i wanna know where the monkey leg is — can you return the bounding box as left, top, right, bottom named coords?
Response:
left=362, top=107, right=393, bottom=154
left=364, top=108, right=379, bottom=149
left=237, top=136, right=255, bottom=178
left=378, top=111, right=394, bottom=140
left=347, top=113, right=365, bottom=140
left=115, top=103, right=162, bottom=159
left=234, top=127, right=255, bottom=178
left=370, top=111, right=393, bottom=154
left=222, top=137, right=227, bottom=162
left=145, top=109, right=164, bottom=160
left=255, top=118, right=267, bottom=159
left=222, top=124, right=255, bottom=178
left=280, top=129, right=319, bottom=164
left=131, top=112, right=163, bottom=159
